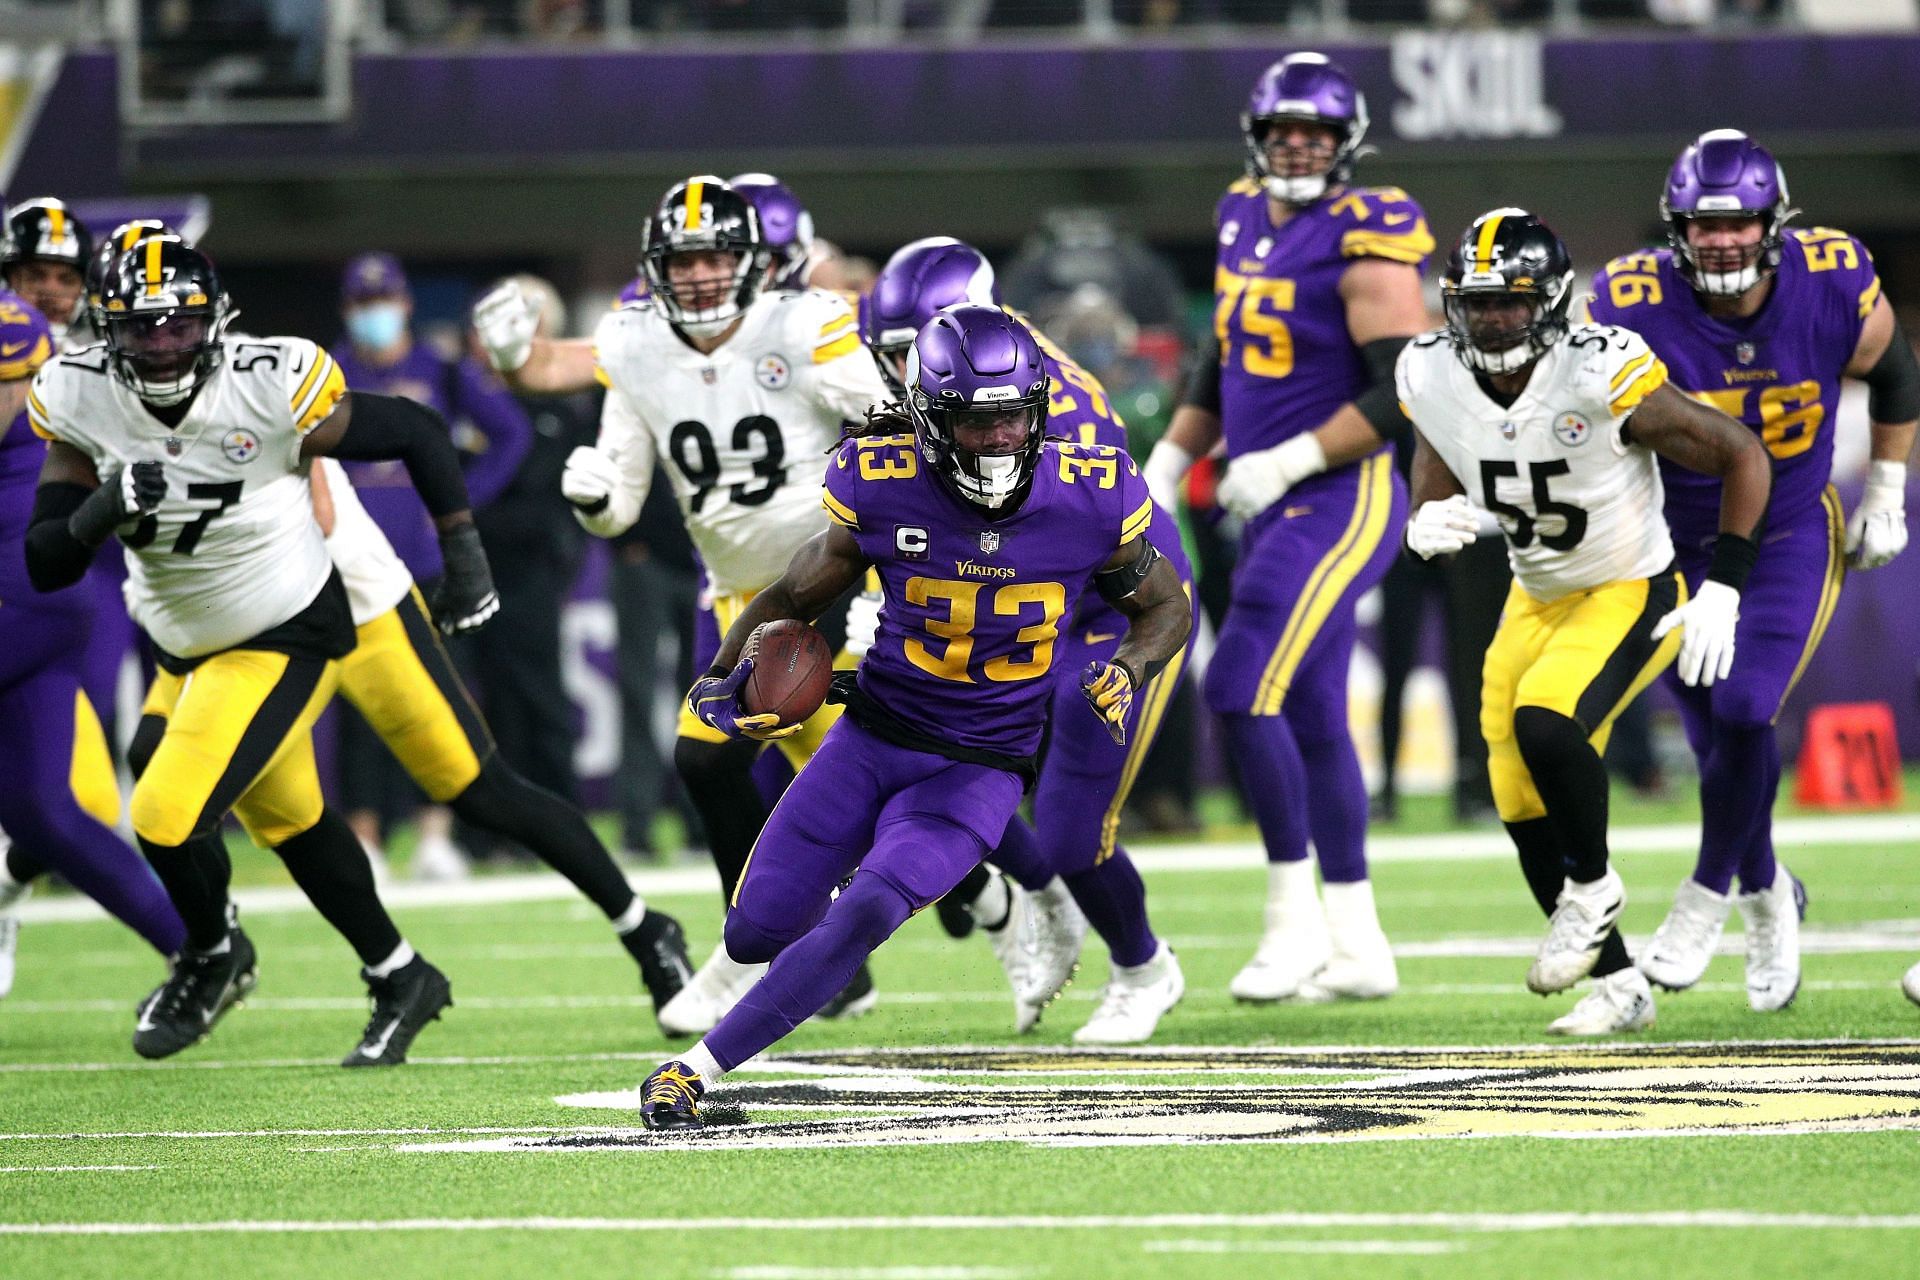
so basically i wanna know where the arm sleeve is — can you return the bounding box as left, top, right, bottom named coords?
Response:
left=576, top=382, right=657, bottom=538
left=24, top=481, right=96, bottom=592
left=451, top=357, right=535, bottom=507
left=1864, top=317, right=1920, bottom=423
left=324, top=391, right=474, bottom=519
left=1180, top=336, right=1222, bottom=414
left=1353, top=335, right=1414, bottom=450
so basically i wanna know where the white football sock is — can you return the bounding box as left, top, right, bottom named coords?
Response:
left=612, top=896, right=647, bottom=935
left=367, top=941, right=416, bottom=978
left=682, top=1041, right=726, bottom=1087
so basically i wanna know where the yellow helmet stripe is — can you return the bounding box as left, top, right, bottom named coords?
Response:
left=144, top=238, right=165, bottom=297
left=684, top=180, right=704, bottom=232
left=120, top=225, right=147, bottom=251
left=46, top=207, right=66, bottom=247
left=1474, top=213, right=1505, bottom=272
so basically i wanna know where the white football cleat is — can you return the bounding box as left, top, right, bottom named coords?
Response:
left=1903, top=959, right=1920, bottom=1008
left=0, top=876, right=27, bottom=1001
left=1638, top=877, right=1732, bottom=992
left=1737, top=863, right=1806, bottom=1013
left=1230, top=860, right=1330, bottom=1002
left=1015, top=877, right=1087, bottom=1028
left=1528, top=867, right=1626, bottom=995
left=657, top=942, right=767, bottom=1038
left=984, top=881, right=1040, bottom=1031
left=411, top=831, right=472, bottom=883
left=1073, top=945, right=1184, bottom=1045
left=1547, top=967, right=1656, bottom=1036
left=1297, top=879, right=1397, bottom=1001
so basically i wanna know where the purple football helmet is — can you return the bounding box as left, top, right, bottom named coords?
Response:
left=730, top=173, right=815, bottom=290
left=0, top=288, right=54, bottom=382
left=863, top=236, right=1000, bottom=398
left=1661, top=129, right=1796, bottom=298
left=1241, top=53, right=1369, bottom=207
left=907, top=304, right=1050, bottom=513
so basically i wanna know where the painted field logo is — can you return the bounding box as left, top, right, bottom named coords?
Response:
left=403, top=1041, right=1920, bottom=1154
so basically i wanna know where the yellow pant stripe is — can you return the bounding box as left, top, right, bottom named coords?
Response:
left=1776, top=485, right=1848, bottom=722
left=1252, top=453, right=1392, bottom=714
left=1097, top=644, right=1187, bottom=864
left=677, top=590, right=848, bottom=770
left=70, top=690, right=122, bottom=829
left=339, top=590, right=490, bottom=802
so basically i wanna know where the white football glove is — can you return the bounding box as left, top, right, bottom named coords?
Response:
left=1217, top=435, right=1327, bottom=522
left=561, top=445, right=623, bottom=513
left=1845, top=460, right=1908, bottom=571
left=472, top=279, right=538, bottom=373
left=843, top=586, right=883, bottom=659
left=1405, top=494, right=1481, bottom=559
left=1142, top=439, right=1192, bottom=516
left=1652, top=579, right=1740, bottom=688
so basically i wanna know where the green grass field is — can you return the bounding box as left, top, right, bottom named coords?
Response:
left=5, top=781, right=1920, bottom=1279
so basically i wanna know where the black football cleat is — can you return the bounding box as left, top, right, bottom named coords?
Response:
left=816, top=960, right=877, bottom=1020
left=626, top=909, right=694, bottom=1016
left=639, top=1059, right=706, bottom=1130
left=342, top=956, right=452, bottom=1067
left=133, top=929, right=258, bottom=1060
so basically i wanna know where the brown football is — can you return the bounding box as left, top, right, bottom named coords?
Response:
left=742, top=619, right=835, bottom=727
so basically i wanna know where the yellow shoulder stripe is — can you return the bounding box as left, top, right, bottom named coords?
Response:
left=1340, top=225, right=1435, bottom=263
left=594, top=362, right=612, bottom=388
left=289, top=347, right=334, bottom=413
left=1228, top=177, right=1262, bottom=197
left=293, top=353, right=347, bottom=433
left=822, top=489, right=860, bottom=530
left=813, top=332, right=862, bottom=364
left=1859, top=274, right=1883, bottom=320
left=26, top=384, right=55, bottom=440
left=1609, top=358, right=1669, bottom=417
left=1608, top=350, right=1654, bottom=394
left=819, top=312, right=857, bottom=337
left=1121, top=495, right=1154, bottom=543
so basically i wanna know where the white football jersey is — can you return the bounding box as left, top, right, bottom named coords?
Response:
left=587, top=287, right=887, bottom=595
left=1397, top=323, right=1675, bottom=601
left=27, top=336, right=347, bottom=657
left=317, top=457, right=413, bottom=625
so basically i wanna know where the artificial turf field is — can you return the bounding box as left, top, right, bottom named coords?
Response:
left=5, top=784, right=1920, bottom=1280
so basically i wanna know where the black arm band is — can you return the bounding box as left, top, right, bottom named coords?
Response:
left=1095, top=538, right=1162, bottom=606
left=1864, top=320, right=1920, bottom=423
left=25, top=482, right=97, bottom=592
left=1354, top=336, right=1414, bottom=449
left=1706, top=531, right=1760, bottom=592
left=326, top=392, right=473, bottom=518
left=1180, top=337, right=1222, bottom=414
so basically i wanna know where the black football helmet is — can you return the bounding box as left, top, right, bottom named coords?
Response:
left=97, top=236, right=232, bottom=407
left=3, top=197, right=92, bottom=279
left=639, top=176, right=771, bottom=338
left=88, top=219, right=179, bottom=317
left=1441, top=208, right=1575, bottom=375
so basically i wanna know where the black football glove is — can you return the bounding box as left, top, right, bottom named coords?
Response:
left=70, top=461, right=166, bottom=548
left=431, top=522, right=501, bottom=635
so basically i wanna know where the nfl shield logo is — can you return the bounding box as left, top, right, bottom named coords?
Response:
left=165, top=436, right=183, bottom=457
left=1499, top=421, right=1517, bottom=442
left=1737, top=342, right=1756, bottom=366
left=979, top=530, right=1000, bottom=555
left=701, top=367, right=717, bottom=385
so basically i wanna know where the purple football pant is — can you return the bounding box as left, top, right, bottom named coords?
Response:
left=989, top=597, right=1196, bottom=968
left=0, top=603, right=185, bottom=956
left=78, top=552, right=135, bottom=746
left=1668, top=490, right=1845, bottom=895
left=1205, top=454, right=1405, bottom=882
left=705, top=718, right=1023, bottom=1072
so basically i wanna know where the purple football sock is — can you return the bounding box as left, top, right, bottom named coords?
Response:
left=1064, top=852, right=1158, bottom=968
left=988, top=816, right=1053, bottom=893
left=1300, top=735, right=1371, bottom=884
left=705, top=870, right=915, bottom=1073
left=1695, top=720, right=1774, bottom=896
left=1222, top=712, right=1310, bottom=865
left=1733, top=730, right=1782, bottom=895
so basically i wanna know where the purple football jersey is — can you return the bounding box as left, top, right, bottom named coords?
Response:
left=0, top=409, right=51, bottom=609
left=1587, top=228, right=1879, bottom=543
left=1212, top=179, right=1433, bottom=476
left=824, top=435, right=1154, bottom=758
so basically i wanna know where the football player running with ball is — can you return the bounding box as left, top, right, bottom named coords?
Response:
left=1399, top=210, right=1771, bottom=1036
left=1145, top=53, right=1434, bottom=1004
left=1587, top=131, right=1919, bottom=1011
left=635, top=305, right=1192, bottom=1129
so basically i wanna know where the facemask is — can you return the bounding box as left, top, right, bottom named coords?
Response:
left=347, top=302, right=407, bottom=350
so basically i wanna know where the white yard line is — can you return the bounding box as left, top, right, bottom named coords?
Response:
left=19, top=814, right=1920, bottom=927
left=5, top=1211, right=1920, bottom=1237
left=0, top=1165, right=161, bottom=1173
left=1144, top=1239, right=1465, bottom=1255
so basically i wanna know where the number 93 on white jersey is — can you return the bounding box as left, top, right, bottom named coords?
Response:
left=27, top=336, right=342, bottom=658
left=1397, top=323, right=1676, bottom=602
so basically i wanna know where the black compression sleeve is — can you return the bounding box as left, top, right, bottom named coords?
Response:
left=25, top=482, right=96, bottom=592
left=324, top=391, right=473, bottom=518
left=1864, top=320, right=1920, bottom=424
left=1354, top=336, right=1414, bottom=449
left=1180, top=337, right=1222, bottom=414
